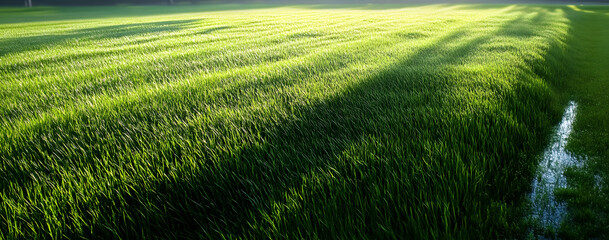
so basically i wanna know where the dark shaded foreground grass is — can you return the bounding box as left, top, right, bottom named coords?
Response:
left=0, top=4, right=600, bottom=239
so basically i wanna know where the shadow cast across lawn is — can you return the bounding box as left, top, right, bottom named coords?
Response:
left=0, top=3, right=534, bottom=25
left=0, top=3, right=429, bottom=25
left=0, top=4, right=281, bottom=24
left=545, top=5, right=609, bottom=240
left=55, top=8, right=568, bottom=239
left=0, top=19, right=198, bottom=57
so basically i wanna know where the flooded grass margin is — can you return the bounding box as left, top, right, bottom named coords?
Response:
left=529, top=101, right=582, bottom=239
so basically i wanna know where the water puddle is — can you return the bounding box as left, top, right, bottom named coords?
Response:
left=529, top=101, right=581, bottom=238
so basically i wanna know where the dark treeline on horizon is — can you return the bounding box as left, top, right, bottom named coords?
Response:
left=1, top=0, right=600, bottom=6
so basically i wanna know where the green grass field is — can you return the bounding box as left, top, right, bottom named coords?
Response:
left=1, top=4, right=608, bottom=239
